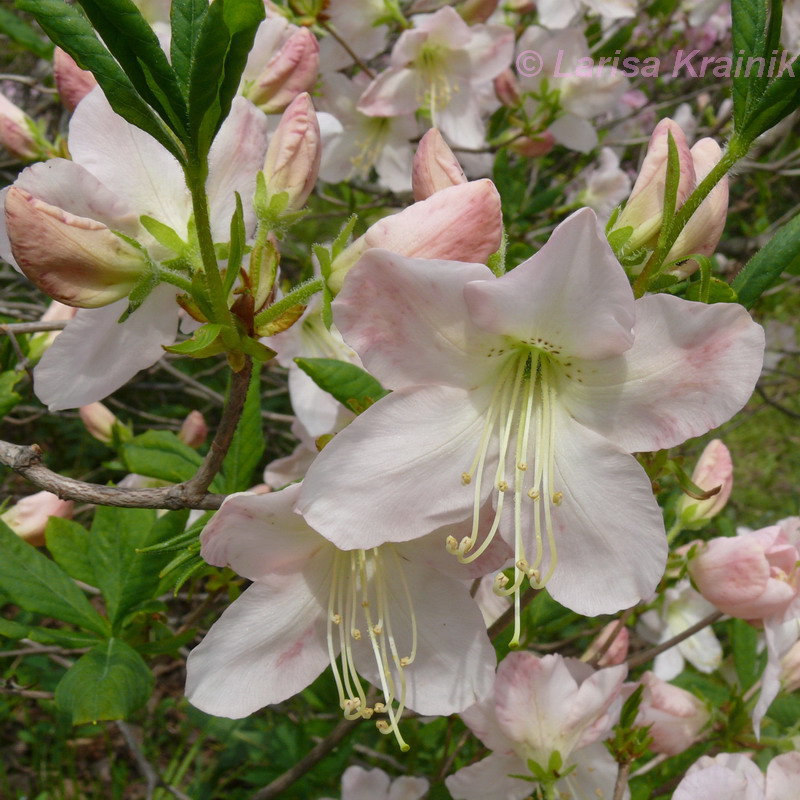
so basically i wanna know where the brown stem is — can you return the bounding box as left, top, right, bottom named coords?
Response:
left=626, top=611, right=723, bottom=669
left=318, top=21, right=375, bottom=78
left=613, top=760, right=632, bottom=800
left=248, top=716, right=360, bottom=800
left=0, top=357, right=254, bottom=511
left=0, top=321, right=68, bottom=335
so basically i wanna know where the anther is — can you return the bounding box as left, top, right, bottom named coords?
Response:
left=372, top=624, right=383, bottom=635
left=458, top=536, right=473, bottom=555
left=351, top=628, right=361, bottom=640
left=330, top=613, right=342, bottom=624
left=400, top=656, right=411, bottom=667
left=498, top=480, right=508, bottom=492
left=373, top=702, right=386, bottom=713
left=552, top=491, right=564, bottom=505
left=446, top=535, right=459, bottom=554
left=517, top=461, right=528, bottom=471
left=528, top=489, right=540, bottom=500
left=461, top=472, right=472, bottom=485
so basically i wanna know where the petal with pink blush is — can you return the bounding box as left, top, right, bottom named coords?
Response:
left=464, top=208, right=636, bottom=361
left=184, top=573, right=331, bottom=718
left=357, top=66, right=421, bottom=117
left=298, top=384, right=496, bottom=549
left=557, top=293, right=765, bottom=453
left=33, top=284, right=180, bottom=410
left=766, top=752, right=800, bottom=800
left=334, top=250, right=497, bottom=390
left=445, top=753, right=532, bottom=800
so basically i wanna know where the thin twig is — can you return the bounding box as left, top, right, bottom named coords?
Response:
left=626, top=611, right=723, bottom=669
left=0, top=320, right=68, bottom=335
left=487, top=588, right=540, bottom=640
left=249, top=716, right=361, bottom=800
left=117, top=721, right=159, bottom=800
left=318, top=21, right=375, bottom=78
left=613, top=760, right=632, bottom=800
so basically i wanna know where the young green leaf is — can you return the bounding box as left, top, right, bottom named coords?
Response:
left=170, top=0, right=209, bottom=97
left=730, top=0, right=768, bottom=124
left=0, top=518, right=109, bottom=637
left=0, top=370, right=23, bottom=418
left=294, top=357, right=390, bottom=415
left=0, top=6, right=53, bottom=58
left=45, top=517, right=96, bottom=586
left=121, top=429, right=204, bottom=483
left=732, top=211, right=800, bottom=307
left=54, top=638, right=154, bottom=724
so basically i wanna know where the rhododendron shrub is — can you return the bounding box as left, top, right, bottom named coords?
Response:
left=1, top=0, right=800, bottom=797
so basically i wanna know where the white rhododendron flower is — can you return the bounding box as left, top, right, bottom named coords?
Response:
left=299, top=209, right=764, bottom=624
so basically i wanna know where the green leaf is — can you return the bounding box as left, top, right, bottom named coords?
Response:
left=224, top=193, right=246, bottom=295
left=55, top=638, right=153, bottom=724
left=294, top=357, right=390, bottom=415
left=0, top=618, right=100, bottom=647
left=0, top=519, right=109, bottom=637
left=89, top=506, right=158, bottom=629
left=45, top=517, right=96, bottom=586
left=731, top=0, right=768, bottom=125
left=221, top=362, right=265, bottom=492
left=121, top=429, right=203, bottom=483
left=164, top=323, right=227, bottom=357
left=0, top=370, right=23, bottom=418
left=684, top=276, right=738, bottom=304
left=170, top=0, right=209, bottom=97
left=732, top=211, right=800, bottom=307
left=16, top=0, right=184, bottom=162
left=730, top=618, right=760, bottom=690
left=140, top=215, right=187, bottom=255
left=0, top=6, right=53, bottom=58
left=738, top=58, right=800, bottom=143
left=74, top=0, right=188, bottom=139
left=188, top=0, right=265, bottom=159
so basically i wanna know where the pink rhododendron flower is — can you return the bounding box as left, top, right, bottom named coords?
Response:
left=412, top=128, right=467, bottom=201
left=446, top=652, right=627, bottom=800
left=627, top=671, right=709, bottom=756
left=688, top=527, right=800, bottom=621
left=317, top=0, right=390, bottom=71
left=53, top=48, right=97, bottom=112
left=321, top=766, right=428, bottom=800
left=537, top=0, right=637, bottom=29
left=583, top=621, right=630, bottom=666
left=357, top=6, right=514, bottom=149
left=0, top=87, right=268, bottom=410
left=0, top=92, right=40, bottom=161
left=567, top=147, right=632, bottom=223
left=178, top=410, right=208, bottom=449
left=185, top=483, right=502, bottom=750
left=673, top=752, right=800, bottom=800
left=299, top=209, right=764, bottom=621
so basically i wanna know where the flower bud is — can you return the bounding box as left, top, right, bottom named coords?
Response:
left=510, top=131, right=555, bottom=158
left=614, top=118, right=695, bottom=251
left=412, top=129, right=467, bottom=201
left=633, top=672, right=709, bottom=756
left=328, top=180, right=503, bottom=293
left=246, top=28, right=319, bottom=114
left=494, top=68, right=521, bottom=107
left=666, top=138, right=729, bottom=277
left=53, top=48, right=98, bottom=112
left=4, top=186, right=148, bottom=308
left=262, top=92, right=321, bottom=213
left=79, top=402, right=119, bottom=443
left=688, top=527, right=800, bottom=620
left=0, top=92, right=39, bottom=161
left=780, top=640, right=800, bottom=693
left=676, top=439, right=733, bottom=525
left=584, top=621, right=629, bottom=666
left=179, top=410, right=209, bottom=449
left=458, top=0, right=500, bottom=23
left=1, top=491, right=74, bottom=546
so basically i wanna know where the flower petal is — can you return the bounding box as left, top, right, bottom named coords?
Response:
left=558, top=293, right=765, bottom=453
left=206, top=96, right=269, bottom=239
left=334, top=249, right=498, bottom=389
left=464, top=208, right=635, bottom=360
left=525, top=406, right=667, bottom=615
left=33, top=283, right=180, bottom=410
left=199, top=485, right=328, bottom=582
left=340, top=766, right=391, bottom=800
left=445, top=753, right=532, bottom=800
left=298, top=384, right=495, bottom=549
left=766, top=751, right=800, bottom=800
left=68, top=87, right=191, bottom=236
left=184, top=573, right=331, bottom=718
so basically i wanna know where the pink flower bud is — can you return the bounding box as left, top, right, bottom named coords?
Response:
left=510, top=131, right=555, bottom=158
left=1, top=491, right=74, bottom=546
left=458, top=0, right=500, bottom=23
left=615, top=119, right=695, bottom=250
left=262, top=92, right=321, bottom=212
left=412, top=129, right=467, bottom=201
left=4, top=186, right=148, bottom=308
left=633, top=672, right=709, bottom=756
left=666, top=138, right=729, bottom=277
left=584, top=621, right=630, bottom=666
left=179, top=410, right=209, bottom=449
left=688, top=527, right=800, bottom=620
left=79, top=402, right=119, bottom=443
left=0, top=92, right=39, bottom=161
left=53, top=48, right=98, bottom=112
left=494, top=69, right=521, bottom=107
left=247, top=28, right=319, bottom=114
left=677, top=439, right=733, bottom=524
left=328, top=179, right=503, bottom=293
